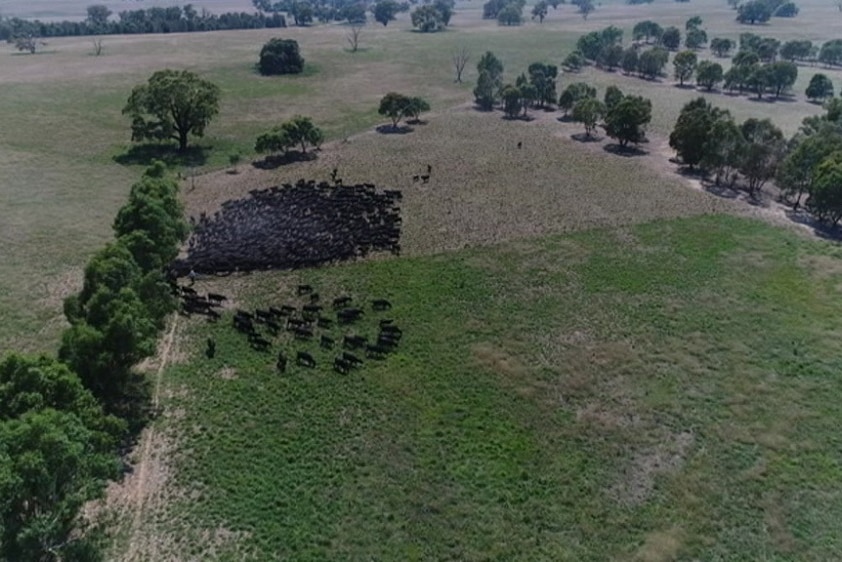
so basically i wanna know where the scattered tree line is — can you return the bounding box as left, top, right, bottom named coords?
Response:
left=472, top=51, right=653, bottom=147
left=0, top=4, right=286, bottom=42
left=0, top=161, right=188, bottom=561
left=670, top=96, right=842, bottom=225
left=733, top=0, right=800, bottom=24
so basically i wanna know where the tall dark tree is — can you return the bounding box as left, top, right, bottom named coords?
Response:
left=806, top=73, right=835, bottom=101
left=673, top=50, right=698, bottom=85
left=528, top=62, right=558, bottom=107
left=807, top=152, right=842, bottom=225
left=122, top=70, right=220, bottom=152
left=661, top=26, right=681, bottom=50
left=572, top=97, right=605, bottom=137
left=766, top=61, right=798, bottom=98
left=637, top=47, right=668, bottom=79
left=710, top=37, right=734, bottom=57
left=701, top=117, right=745, bottom=186
left=632, top=20, right=663, bottom=43
left=737, top=0, right=772, bottom=23
left=558, top=82, right=596, bottom=116
left=372, top=0, right=400, bottom=25
left=669, top=97, right=726, bottom=169
left=474, top=51, right=504, bottom=110
left=378, top=92, right=412, bottom=128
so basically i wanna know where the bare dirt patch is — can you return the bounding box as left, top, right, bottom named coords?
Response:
left=633, top=526, right=686, bottom=562
left=218, top=366, right=238, bottom=380
left=611, top=431, right=696, bottom=508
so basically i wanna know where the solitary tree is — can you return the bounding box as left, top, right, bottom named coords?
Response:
left=411, top=4, right=446, bottom=31
left=685, top=28, right=708, bottom=49
left=347, top=23, right=363, bottom=52
left=498, top=3, right=523, bottom=25
left=453, top=47, right=470, bottom=82
left=806, top=73, right=835, bottom=101
left=123, top=70, right=220, bottom=152
left=603, top=94, right=652, bottom=147
left=258, top=38, right=305, bottom=75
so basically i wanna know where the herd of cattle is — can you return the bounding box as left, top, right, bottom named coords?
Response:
left=170, top=179, right=403, bottom=277
left=176, top=282, right=402, bottom=375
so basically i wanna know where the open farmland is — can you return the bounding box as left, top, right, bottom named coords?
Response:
left=3, top=0, right=842, bottom=559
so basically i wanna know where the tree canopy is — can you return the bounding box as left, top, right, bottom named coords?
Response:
left=474, top=52, right=504, bottom=110
left=255, top=116, right=325, bottom=155
left=122, top=69, right=220, bottom=152
left=372, top=0, right=401, bottom=25
left=737, top=0, right=772, bottom=24
left=696, top=60, right=724, bottom=90
left=673, top=50, right=698, bottom=85
left=603, top=94, right=652, bottom=146
left=572, top=97, right=606, bottom=137
left=806, top=73, right=835, bottom=101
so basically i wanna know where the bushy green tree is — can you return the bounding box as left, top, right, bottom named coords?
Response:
left=256, top=115, right=324, bottom=155
left=562, top=51, right=585, bottom=72
left=377, top=92, right=412, bottom=128
left=632, top=20, right=663, bottom=43
left=807, top=152, right=842, bottom=224
left=701, top=117, right=745, bottom=186
left=122, top=70, right=220, bottom=152
left=766, top=61, right=798, bottom=98
left=669, top=97, right=726, bottom=168
left=774, top=1, right=799, bottom=16
left=673, top=50, right=698, bottom=85
left=528, top=62, right=557, bottom=107
left=818, top=40, right=842, bottom=67
left=604, top=94, right=652, bottom=146
left=637, top=47, right=668, bottom=79
left=806, top=73, right=835, bottom=101
left=661, top=26, right=681, bottom=50
left=780, top=39, right=812, bottom=61
left=685, top=28, right=707, bottom=49
left=777, top=126, right=842, bottom=208
left=572, top=97, right=605, bottom=137
left=621, top=48, right=639, bottom=75
left=372, top=0, right=400, bottom=25
left=258, top=38, right=305, bottom=75
left=411, top=4, right=446, bottom=31
left=532, top=0, right=549, bottom=21
left=696, top=60, right=724, bottom=90
left=604, top=84, right=624, bottom=110
left=710, top=37, right=734, bottom=57
left=405, top=97, right=431, bottom=122
left=497, top=3, right=523, bottom=25
left=501, top=84, right=523, bottom=118
left=738, top=117, right=786, bottom=196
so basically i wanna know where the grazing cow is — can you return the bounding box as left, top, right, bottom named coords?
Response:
left=380, top=325, right=402, bottom=337
left=303, top=304, right=322, bottom=315
left=207, top=308, right=221, bottom=322
left=205, top=338, right=216, bottom=358
left=412, top=175, right=420, bottom=182
left=255, top=309, right=272, bottom=322
left=332, top=296, right=352, bottom=309
left=377, top=335, right=399, bottom=349
left=294, top=326, right=314, bottom=340
left=286, top=317, right=308, bottom=330
left=276, top=352, right=287, bottom=373
left=250, top=335, right=271, bottom=351
left=235, top=309, right=254, bottom=321
left=427, top=164, right=432, bottom=175
left=297, top=351, right=316, bottom=368
left=265, top=319, right=281, bottom=335
left=181, top=286, right=197, bottom=297
left=317, top=317, right=333, bottom=329
left=207, top=292, right=227, bottom=304
left=379, top=319, right=394, bottom=327
left=420, top=175, right=430, bottom=184
left=372, top=299, right=392, bottom=311
left=320, top=335, right=334, bottom=349
left=269, top=306, right=284, bottom=317
left=365, top=343, right=388, bottom=358
left=343, top=335, right=366, bottom=349
left=309, top=293, right=320, bottom=303
left=384, top=189, right=402, bottom=200
left=337, top=308, right=364, bottom=323
left=342, top=351, right=363, bottom=367
left=280, top=305, right=296, bottom=316
left=297, top=284, right=313, bottom=295
left=517, top=141, right=522, bottom=149
left=333, top=357, right=352, bottom=374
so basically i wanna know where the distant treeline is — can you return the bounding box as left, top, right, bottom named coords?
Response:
left=0, top=5, right=286, bottom=41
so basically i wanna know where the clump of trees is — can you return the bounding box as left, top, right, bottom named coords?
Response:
left=258, top=38, right=305, bottom=75
left=372, top=0, right=407, bottom=26
left=123, top=69, right=221, bottom=152
left=377, top=93, right=430, bottom=128
left=474, top=51, right=505, bottom=110
left=736, top=0, right=800, bottom=23
left=603, top=89, right=653, bottom=146
left=255, top=116, right=324, bottom=157
left=411, top=0, right=453, bottom=31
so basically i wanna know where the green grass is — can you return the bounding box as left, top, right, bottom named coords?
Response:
left=134, top=214, right=842, bottom=560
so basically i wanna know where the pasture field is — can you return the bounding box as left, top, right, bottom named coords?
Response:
left=109, top=213, right=842, bottom=560
left=2, top=0, right=841, bottom=353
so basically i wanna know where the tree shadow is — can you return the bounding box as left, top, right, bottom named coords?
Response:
left=786, top=208, right=842, bottom=241
left=603, top=143, right=648, bottom=157
left=557, top=114, right=575, bottom=123
left=251, top=151, right=317, bottom=170
left=674, top=83, right=697, bottom=90
left=502, top=114, right=536, bottom=122
left=376, top=124, right=414, bottom=134
left=571, top=132, right=601, bottom=142
left=113, top=143, right=209, bottom=167
left=406, top=118, right=428, bottom=126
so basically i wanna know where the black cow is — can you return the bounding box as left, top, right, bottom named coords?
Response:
left=297, top=351, right=316, bottom=368
left=372, top=299, right=392, bottom=311
left=365, top=343, right=388, bottom=358
left=320, top=335, right=334, bottom=349
left=332, top=296, right=352, bottom=309
left=276, top=352, right=287, bottom=373
left=317, top=317, right=333, bottom=329
left=342, top=352, right=363, bottom=368
left=343, top=335, right=366, bottom=349
left=205, top=338, right=216, bottom=358
left=334, top=357, right=352, bottom=374
left=207, top=292, right=228, bottom=304
left=294, top=326, right=314, bottom=340
left=297, top=284, right=313, bottom=295
left=250, top=335, right=271, bottom=351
